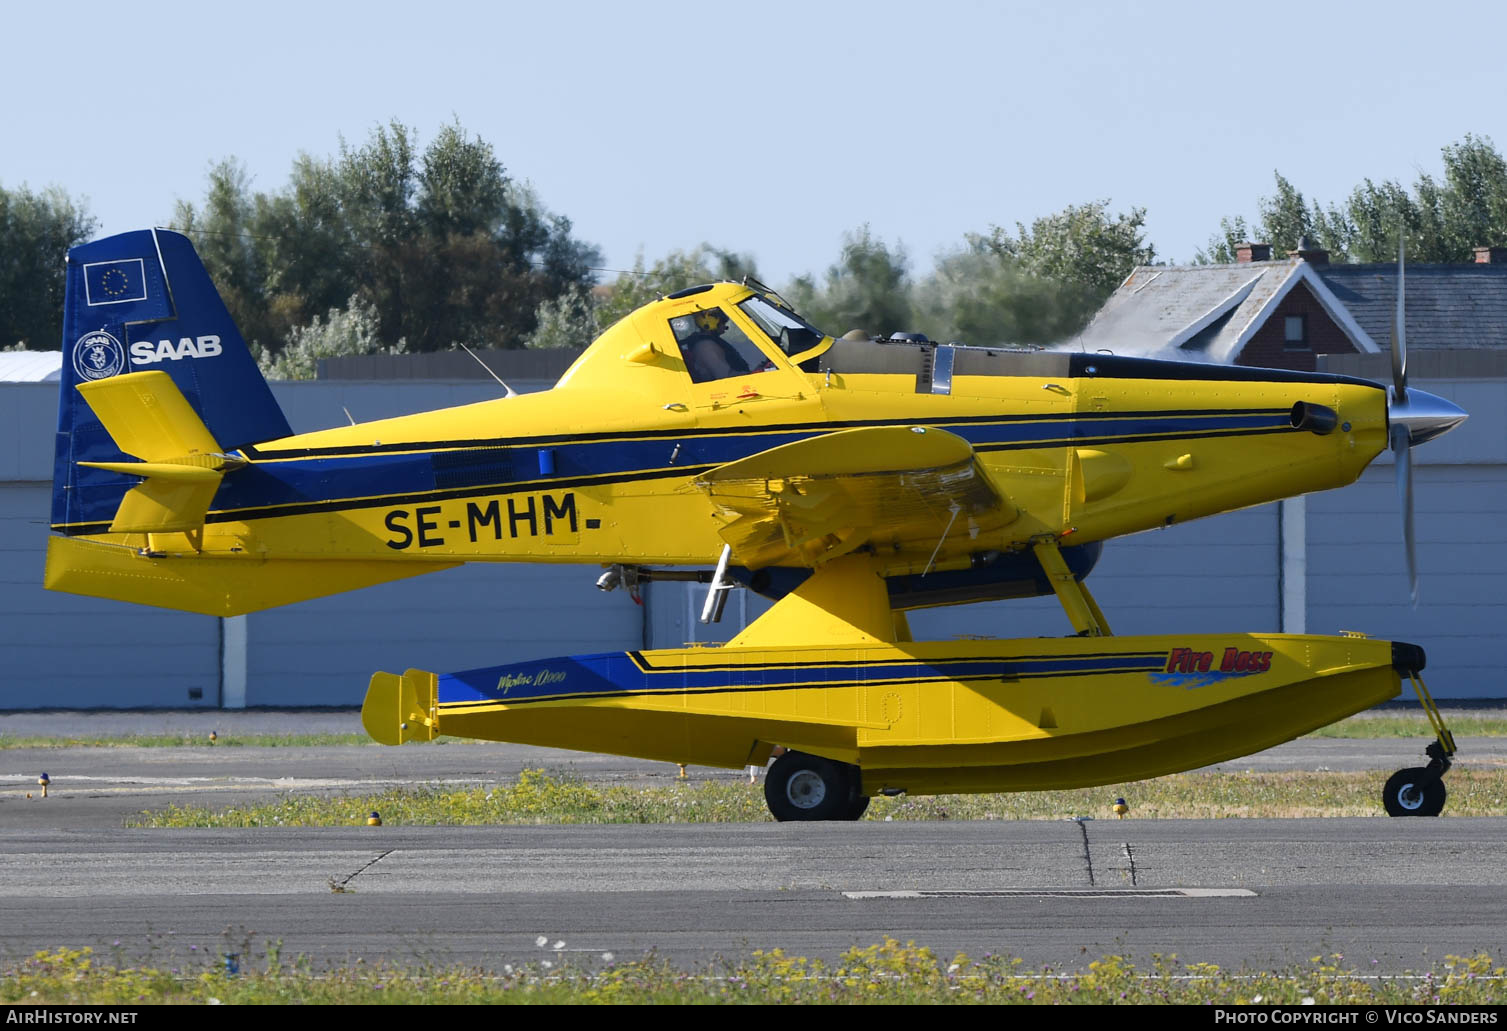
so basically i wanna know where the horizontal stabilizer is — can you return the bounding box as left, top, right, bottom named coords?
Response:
left=77, top=371, right=221, bottom=461
left=74, top=371, right=247, bottom=533
left=106, top=475, right=221, bottom=535
left=77, top=461, right=222, bottom=482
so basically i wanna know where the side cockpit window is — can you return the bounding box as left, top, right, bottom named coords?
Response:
left=670, top=308, right=774, bottom=383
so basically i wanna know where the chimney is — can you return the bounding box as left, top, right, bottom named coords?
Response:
left=1235, top=241, right=1272, bottom=263
left=1474, top=245, right=1507, bottom=264
left=1287, top=235, right=1329, bottom=266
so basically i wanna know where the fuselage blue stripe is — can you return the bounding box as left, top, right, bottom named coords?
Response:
left=63, top=408, right=1294, bottom=527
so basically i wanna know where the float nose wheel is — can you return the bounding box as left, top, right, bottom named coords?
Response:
left=1383, top=738, right=1452, bottom=818
left=764, top=750, right=869, bottom=822
left=1383, top=761, right=1447, bottom=817
left=1381, top=658, right=1456, bottom=817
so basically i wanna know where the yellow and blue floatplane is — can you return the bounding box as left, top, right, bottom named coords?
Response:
left=43, top=230, right=1465, bottom=820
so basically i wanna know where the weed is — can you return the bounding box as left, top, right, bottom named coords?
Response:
left=129, top=766, right=1507, bottom=827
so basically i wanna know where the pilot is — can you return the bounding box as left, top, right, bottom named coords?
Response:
left=680, top=309, right=751, bottom=382
left=684, top=333, right=736, bottom=382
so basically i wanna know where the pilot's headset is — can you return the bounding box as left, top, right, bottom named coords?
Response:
left=693, top=309, right=729, bottom=335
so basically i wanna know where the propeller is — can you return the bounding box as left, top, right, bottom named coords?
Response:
left=1389, top=241, right=1415, bottom=605
left=1385, top=239, right=1468, bottom=605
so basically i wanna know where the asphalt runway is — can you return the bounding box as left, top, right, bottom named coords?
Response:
left=0, top=823, right=1503, bottom=975
left=1, top=712, right=1504, bottom=975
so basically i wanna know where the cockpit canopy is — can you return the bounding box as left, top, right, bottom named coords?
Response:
left=555, top=282, right=832, bottom=391
left=665, top=289, right=831, bottom=383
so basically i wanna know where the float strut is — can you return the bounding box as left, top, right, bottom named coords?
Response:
left=1407, top=671, right=1455, bottom=792
left=1033, top=539, right=1112, bottom=637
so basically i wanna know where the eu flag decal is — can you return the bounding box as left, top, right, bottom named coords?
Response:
left=83, top=259, right=148, bottom=306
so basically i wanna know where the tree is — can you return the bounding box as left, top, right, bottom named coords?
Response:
left=172, top=160, right=280, bottom=346
left=1438, top=134, right=1507, bottom=259
left=1195, top=215, right=1253, bottom=265
left=524, top=243, right=760, bottom=351
left=173, top=119, right=603, bottom=356
left=983, top=201, right=1155, bottom=299
left=1198, top=172, right=1338, bottom=263
left=783, top=211, right=1153, bottom=347
left=258, top=294, right=406, bottom=380
left=525, top=283, right=599, bottom=350
left=0, top=184, right=97, bottom=349
left=1202, top=136, right=1507, bottom=264
left=911, top=242, right=1099, bottom=347
left=787, top=226, right=913, bottom=339
left=1254, top=174, right=1316, bottom=256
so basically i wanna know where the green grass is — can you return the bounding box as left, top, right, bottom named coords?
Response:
left=1305, top=713, right=1507, bottom=738
left=128, top=766, right=1507, bottom=827
left=2, top=942, right=1502, bottom=1005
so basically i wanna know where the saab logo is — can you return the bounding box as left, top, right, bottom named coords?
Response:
left=1165, top=647, right=1273, bottom=674
left=129, top=336, right=223, bottom=365
left=72, top=330, right=127, bottom=381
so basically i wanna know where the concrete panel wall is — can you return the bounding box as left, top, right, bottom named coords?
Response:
left=244, top=380, right=642, bottom=705
left=893, top=503, right=1280, bottom=642
left=246, top=562, right=643, bottom=706
left=0, top=385, right=62, bottom=481
left=650, top=503, right=1281, bottom=647
left=0, top=484, right=221, bottom=709
left=271, top=380, right=537, bottom=436
left=1307, top=465, right=1507, bottom=699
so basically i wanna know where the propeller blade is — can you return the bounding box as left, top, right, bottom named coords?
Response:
left=1391, top=422, right=1417, bottom=606
left=1390, top=239, right=1407, bottom=402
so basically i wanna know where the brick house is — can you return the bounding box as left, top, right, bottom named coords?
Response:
left=1068, top=242, right=1507, bottom=372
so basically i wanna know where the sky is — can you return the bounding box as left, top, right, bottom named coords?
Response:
left=6, top=0, right=1507, bottom=286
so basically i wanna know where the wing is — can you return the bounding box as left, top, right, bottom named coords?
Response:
left=692, top=425, right=1017, bottom=568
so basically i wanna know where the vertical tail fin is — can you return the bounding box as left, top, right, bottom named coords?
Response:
left=51, top=229, right=291, bottom=534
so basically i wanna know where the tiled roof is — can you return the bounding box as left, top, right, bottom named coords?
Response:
left=1317, top=263, right=1507, bottom=350
left=1066, top=257, right=1507, bottom=362
left=1068, top=260, right=1301, bottom=362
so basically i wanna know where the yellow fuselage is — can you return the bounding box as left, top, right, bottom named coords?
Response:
left=46, top=284, right=1390, bottom=617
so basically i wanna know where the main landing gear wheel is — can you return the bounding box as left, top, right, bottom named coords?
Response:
left=764, top=751, right=867, bottom=822
left=1383, top=766, right=1446, bottom=817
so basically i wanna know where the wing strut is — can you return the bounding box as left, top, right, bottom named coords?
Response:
left=700, top=544, right=737, bottom=624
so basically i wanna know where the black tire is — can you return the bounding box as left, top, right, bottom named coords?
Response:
left=764, top=751, right=861, bottom=822
left=845, top=795, right=871, bottom=821
left=1383, top=767, right=1446, bottom=817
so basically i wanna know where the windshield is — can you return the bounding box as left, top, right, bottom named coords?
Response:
left=737, top=296, right=828, bottom=357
